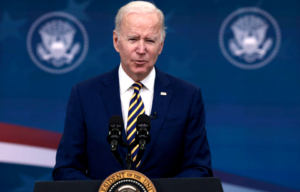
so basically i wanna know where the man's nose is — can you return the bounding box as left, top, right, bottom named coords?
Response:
left=136, top=41, right=146, bottom=54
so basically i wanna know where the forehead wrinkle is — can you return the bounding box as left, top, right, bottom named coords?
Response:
left=121, top=13, right=161, bottom=37
left=124, top=24, right=160, bottom=34
left=127, top=35, right=139, bottom=38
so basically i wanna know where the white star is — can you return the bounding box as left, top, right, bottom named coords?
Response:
left=62, top=0, right=91, bottom=21
left=0, top=12, right=27, bottom=41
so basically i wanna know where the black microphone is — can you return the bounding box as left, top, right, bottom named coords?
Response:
left=135, top=114, right=151, bottom=164
left=107, top=115, right=125, bottom=168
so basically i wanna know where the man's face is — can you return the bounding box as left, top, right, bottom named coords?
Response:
left=113, top=12, right=164, bottom=81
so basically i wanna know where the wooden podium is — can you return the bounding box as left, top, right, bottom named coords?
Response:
left=33, top=178, right=223, bottom=192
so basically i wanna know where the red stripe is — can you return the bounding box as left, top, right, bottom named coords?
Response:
left=0, top=122, right=62, bottom=149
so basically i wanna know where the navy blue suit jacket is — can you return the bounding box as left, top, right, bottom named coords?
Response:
left=53, top=66, right=212, bottom=180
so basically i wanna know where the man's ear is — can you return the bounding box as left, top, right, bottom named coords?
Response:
left=158, top=39, right=164, bottom=55
left=113, top=30, right=120, bottom=53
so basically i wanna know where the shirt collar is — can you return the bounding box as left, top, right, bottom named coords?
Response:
left=118, top=64, right=156, bottom=95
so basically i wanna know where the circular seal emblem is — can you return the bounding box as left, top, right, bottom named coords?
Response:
left=27, top=12, right=89, bottom=74
left=219, top=7, right=281, bottom=70
left=99, top=170, right=156, bottom=192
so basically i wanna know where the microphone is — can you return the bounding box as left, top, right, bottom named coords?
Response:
left=135, top=114, right=151, bottom=164
left=107, top=115, right=125, bottom=168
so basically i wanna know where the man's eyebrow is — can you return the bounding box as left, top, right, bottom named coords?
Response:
left=126, top=35, right=158, bottom=41
left=145, top=37, right=158, bottom=41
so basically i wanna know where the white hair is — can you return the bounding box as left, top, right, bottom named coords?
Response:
left=115, top=1, right=166, bottom=42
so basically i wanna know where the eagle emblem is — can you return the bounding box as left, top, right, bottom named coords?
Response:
left=37, top=20, right=80, bottom=67
left=116, top=185, right=140, bottom=192
left=229, top=15, right=273, bottom=63
left=219, top=7, right=281, bottom=70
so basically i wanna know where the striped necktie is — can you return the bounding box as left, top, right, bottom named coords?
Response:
left=127, top=82, right=145, bottom=168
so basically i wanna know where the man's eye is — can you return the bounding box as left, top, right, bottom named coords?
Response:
left=147, top=40, right=155, bottom=43
left=129, top=39, right=137, bottom=41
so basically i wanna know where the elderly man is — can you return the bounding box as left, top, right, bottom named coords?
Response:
left=53, top=1, right=212, bottom=180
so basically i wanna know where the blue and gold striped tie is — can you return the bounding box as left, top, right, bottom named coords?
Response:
left=127, top=82, right=145, bottom=168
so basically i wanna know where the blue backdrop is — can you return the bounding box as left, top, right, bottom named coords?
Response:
left=0, top=0, right=299, bottom=192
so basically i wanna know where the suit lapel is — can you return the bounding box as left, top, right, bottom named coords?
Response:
left=100, top=66, right=128, bottom=158
left=137, top=67, right=172, bottom=170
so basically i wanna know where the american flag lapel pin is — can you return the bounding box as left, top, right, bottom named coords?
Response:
left=160, top=92, right=167, bottom=96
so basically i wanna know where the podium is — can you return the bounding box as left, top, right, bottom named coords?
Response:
left=33, top=178, right=223, bottom=192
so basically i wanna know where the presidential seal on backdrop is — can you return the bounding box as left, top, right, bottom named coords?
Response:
left=99, top=170, right=156, bottom=192
left=27, top=12, right=88, bottom=74
left=219, top=7, right=281, bottom=70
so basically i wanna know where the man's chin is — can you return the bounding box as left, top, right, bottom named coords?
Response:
left=131, top=69, right=151, bottom=80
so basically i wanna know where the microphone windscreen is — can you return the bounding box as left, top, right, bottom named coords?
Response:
left=137, top=114, right=151, bottom=130
left=108, top=115, right=123, bottom=130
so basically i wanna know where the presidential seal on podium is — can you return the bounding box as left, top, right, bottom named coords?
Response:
left=99, top=170, right=156, bottom=192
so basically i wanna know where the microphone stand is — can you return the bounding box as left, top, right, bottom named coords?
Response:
left=124, top=141, right=134, bottom=170
left=125, top=152, right=133, bottom=170
left=111, top=140, right=125, bottom=169
left=108, top=115, right=151, bottom=171
left=111, top=138, right=136, bottom=170
left=135, top=140, right=146, bottom=165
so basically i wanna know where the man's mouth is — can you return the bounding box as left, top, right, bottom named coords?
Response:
left=134, top=60, right=147, bottom=64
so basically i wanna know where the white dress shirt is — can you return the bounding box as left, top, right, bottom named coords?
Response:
left=118, top=64, right=155, bottom=132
